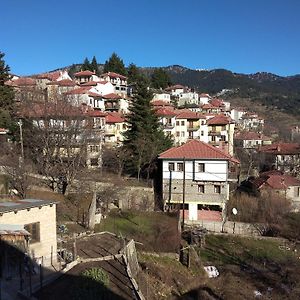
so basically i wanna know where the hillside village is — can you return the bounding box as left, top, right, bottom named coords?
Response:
left=2, top=53, right=300, bottom=299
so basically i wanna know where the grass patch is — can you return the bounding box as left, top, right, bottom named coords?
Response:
left=95, top=210, right=180, bottom=252
left=199, top=234, right=297, bottom=266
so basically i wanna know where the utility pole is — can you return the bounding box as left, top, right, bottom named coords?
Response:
left=19, top=119, right=24, bottom=161
left=182, top=157, right=186, bottom=231
left=168, top=168, right=172, bottom=208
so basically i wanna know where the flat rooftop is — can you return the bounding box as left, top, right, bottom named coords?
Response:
left=0, top=198, right=57, bottom=213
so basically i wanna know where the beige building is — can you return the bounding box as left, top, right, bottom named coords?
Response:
left=0, top=199, right=57, bottom=266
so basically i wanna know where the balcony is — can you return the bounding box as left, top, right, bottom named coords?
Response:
left=187, top=125, right=200, bottom=131
left=209, top=130, right=221, bottom=136
left=163, top=123, right=175, bottom=129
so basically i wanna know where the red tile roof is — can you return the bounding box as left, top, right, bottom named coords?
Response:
left=234, top=132, right=271, bottom=141
left=259, top=143, right=300, bottom=155
left=65, top=87, right=91, bottom=95
left=100, top=72, right=127, bottom=80
left=159, top=139, right=239, bottom=163
left=87, top=110, right=107, bottom=117
left=209, top=99, right=225, bottom=107
left=207, top=114, right=234, bottom=125
left=253, top=173, right=300, bottom=190
left=176, top=110, right=200, bottom=119
left=35, top=71, right=62, bottom=81
left=6, top=77, right=36, bottom=86
left=74, top=70, right=95, bottom=77
left=102, top=93, right=121, bottom=100
left=151, top=100, right=173, bottom=107
left=46, top=79, right=77, bottom=87
left=155, top=108, right=177, bottom=117
left=105, top=112, right=125, bottom=123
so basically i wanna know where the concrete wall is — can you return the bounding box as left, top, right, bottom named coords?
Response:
left=0, top=204, right=57, bottom=266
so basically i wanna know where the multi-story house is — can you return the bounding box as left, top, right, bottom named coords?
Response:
left=152, top=93, right=171, bottom=103
left=104, top=112, right=127, bottom=144
left=251, top=170, right=300, bottom=211
left=234, top=132, right=272, bottom=149
left=165, top=84, right=185, bottom=97
left=99, top=72, right=127, bottom=97
left=230, top=107, right=246, bottom=123
left=240, top=112, right=264, bottom=132
left=159, top=140, right=239, bottom=222
left=74, top=70, right=99, bottom=85
left=199, top=93, right=211, bottom=105
left=258, top=143, right=300, bottom=175
left=207, top=114, right=235, bottom=155
left=156, top=107, right=177, bottom=141
left=177, top=92, right=199, bottom=106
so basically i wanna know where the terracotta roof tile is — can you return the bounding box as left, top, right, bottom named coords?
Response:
left=74, top=70, right=95, bottom=77
left=253, top=173, right=300, bottom=190
left=259, top=143, right=300, bottom=155
left=46, top=79, right=77, bottom=87
left=6, top=77, right=36, bottom=86
left=155, top=108, right=177, bottom=117
left=159, top=140, right=239, bottom=163
left=100, top=72, right=127, bottom=80
left=102, top=93, right=121, bottom=100
left=234, top=132, right=271, bottom=141
left=176, top=111, right=201, bottom=119
left=105, top=112, right=125, bottom=123
left=207, top=114, right=234, bottom=125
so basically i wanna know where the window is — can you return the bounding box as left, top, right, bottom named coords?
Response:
left=211, top=136, right=216, bottom=142
left=198, top=163, right=205, bottom=172
left=221, top=135, right=226, bottom=141
left=176, top=121, right=180, bottom=126
left=201, top=131, right=204, bottom=136
left=168, top=162, right=175, bottom=171
left=176, top=131, right=180, bottom=137
left=181, top=131, right=185, bottom=137
left=25, top=222, right=40, bottom=243
left=201, top=120, right=205, bottom=125
left=177, top=162, right=184, bottom=171
left=214, top=185, right=221, bottom=194
left=198, top=184, right=205, bottom=193
left=90, top=158, right=99, bottom=166
left=181, top=121, right=185, bottom=126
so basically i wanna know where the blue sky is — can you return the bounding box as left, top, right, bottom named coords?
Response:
left=2, top=0, right=300, bottom=76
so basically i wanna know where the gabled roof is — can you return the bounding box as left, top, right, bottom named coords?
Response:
left=259, top=143, right=300, bottom=155
left=34, top=71, right=62, bottom=81
left=151, top=100, right=173, bottom=107
left=105, top=112, right=125, bottom=123
left=87, top=110, right=107, bottom=117
left=46, top=79, right=77, bottom=87
left=209, top=98, right=225, bottom=107
left=159, top=140, right=239, bottom=163
left=234, top=132, right=271, bottom=141
left=207, top=114, right=234, bottom=125
left=102, top=93, right=121, bottom=100
left=6, top=77, right=36, bottom=87
left=252, top=173, right=300, bottom=190
left=176, top=111, right=201, bottom=119
left=65, top=86, right=91, bottom=95
left=155, top=108, right=177, bottom=117
left=100, top=72, right=127, bottom=80
left=74, top=70, right=95, bottom=77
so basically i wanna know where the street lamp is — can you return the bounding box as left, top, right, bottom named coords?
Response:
left=232, top=207, right=238, bottom=234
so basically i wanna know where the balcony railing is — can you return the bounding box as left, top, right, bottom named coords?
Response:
left=187, top=125, right=200, bottom=131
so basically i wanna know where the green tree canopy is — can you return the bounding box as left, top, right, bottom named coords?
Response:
left=151, top=68, right=172, bottom=89
left=0, top=51, right=15, bottom=130
left=81, top=57, right=92, bottom=72
left=123, top=81, right=172, bottom=179
left=103, top=52, right=127, bottom=75
left=90, top=56, right=99, bottom=75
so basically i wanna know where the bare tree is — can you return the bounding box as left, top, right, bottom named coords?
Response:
left=19, top=94, right=100, bottom=194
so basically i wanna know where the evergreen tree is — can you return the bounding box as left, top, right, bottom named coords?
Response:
left=0, top=51, right=15, bottom=130
left=123, top=81, right=172, bottom=180
left=81, top=57, right=92, bottom=71
left=151, top=68, right=172, bottom=89
left=90, top=56, right=99, bottom=75
left=68, top=64, right=78, bottom=78
left=103, top=52, right=127, bottom=75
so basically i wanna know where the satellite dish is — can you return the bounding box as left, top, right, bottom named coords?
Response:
left=232, top=208, right=238, bottom=215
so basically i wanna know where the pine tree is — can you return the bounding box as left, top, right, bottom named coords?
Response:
left=0, top=51, right=15, bottom=130
left=68, top=64, right=78, bottom=78
left=103, top=52, right=127, bottom=75
left=151, top=68, right=172, bottom=89
left=81, top=57, right=92, bottom=71
left=91, top=56, right=99, bottom=75
left=123, top=81, right=172, bottom=180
